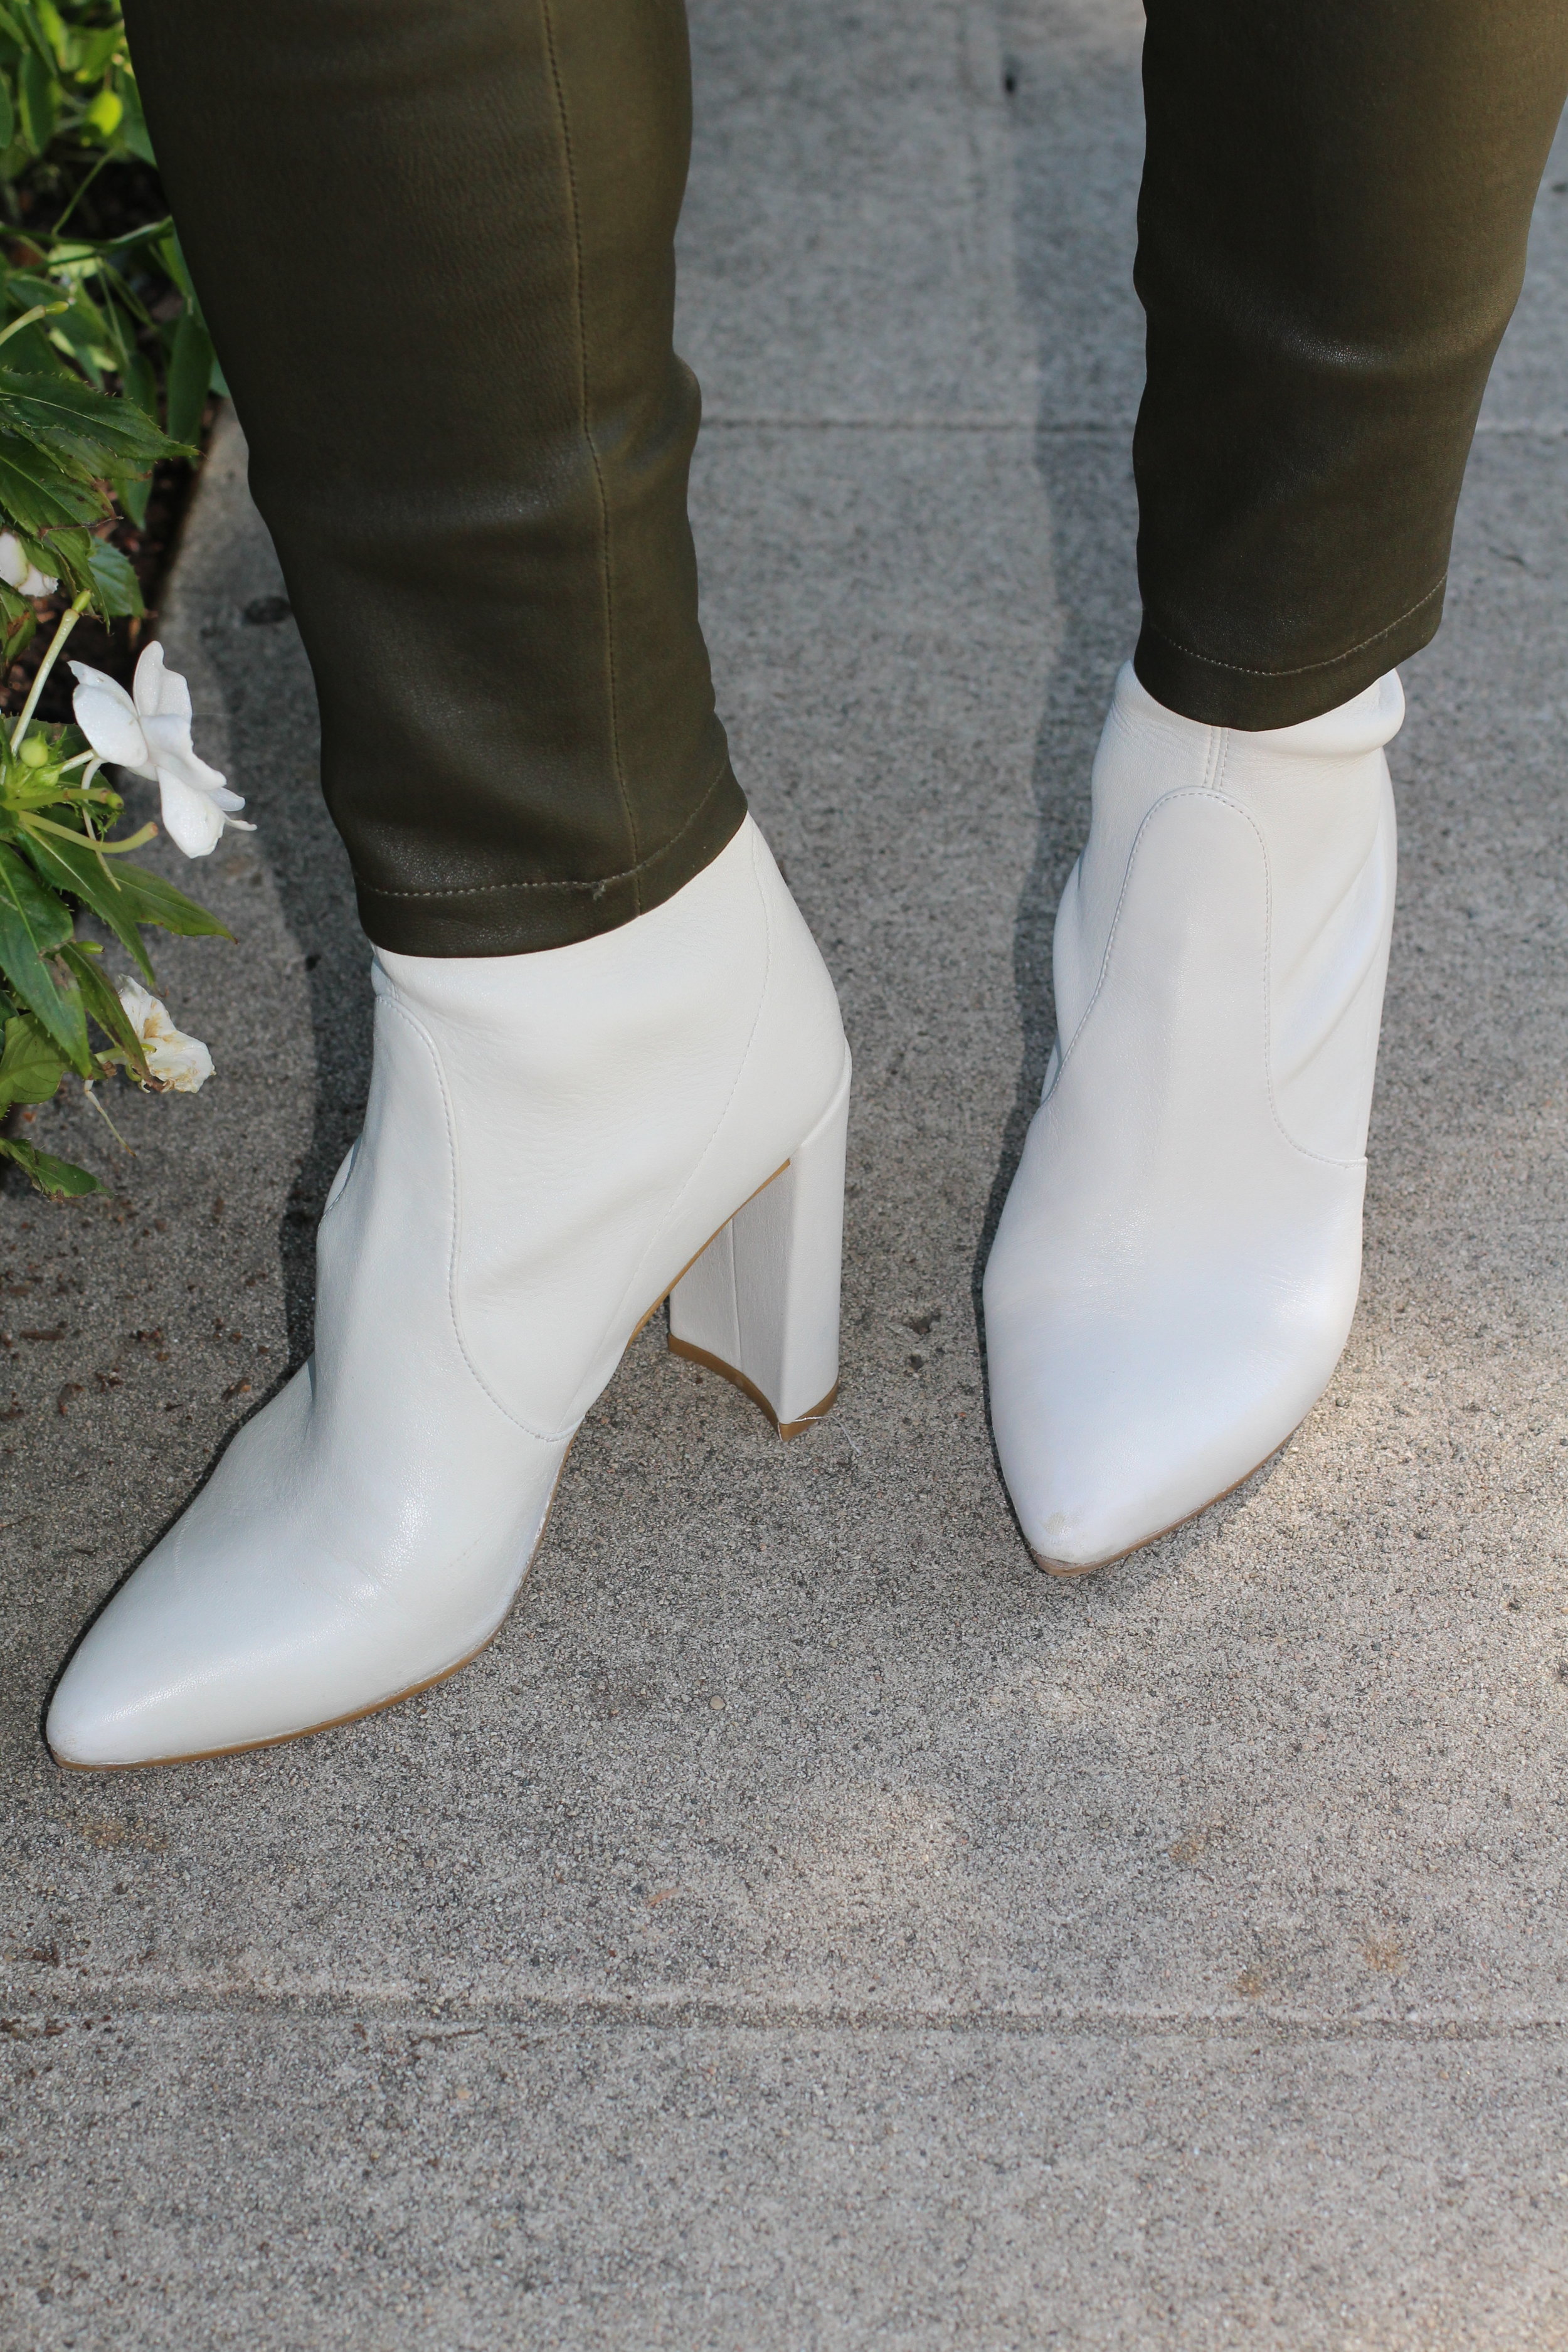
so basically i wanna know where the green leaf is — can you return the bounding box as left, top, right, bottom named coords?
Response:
left=0, top=834, right=70, bottom=955
left=59, top=941, right=149, bottom=1078
left=2, top=606, right=35, bottom=660
left=0, top=434, right=103, bottom=531
left=156, top=233, right=194, bottom=304
left=115, top=466, right=149, bottom=528
left=0, top=325, right=66, bottom=381
left=120, top=344, right=157, bottom=420
left=0, top=367, right=186, bottom=470
left=4, top=271, right=63, bottom=312
left=59, top=941, right=149, bottom=1077
left=34, top=1, right=66, bottom=67
left=13, top=822, right=157, bottom=983
left=0, top=1133, right=103, bottom=1197
left=117, top=75, right=154, bottom=167
left=165, top=310, right=213, bottom=449
left=0, top=1007, right=63, bottom=1105
left=0, top=574, right=34, bottom=659
left=0, top=839, right=90, bottom=1067
left=85, top=537, right=141, bottom=617
left=110, top=857, right=234, bottom=944
left=73, top=26, right=122, bottom=80
left=0, top=72, right=14, bottom=150
left=18, top=48, right=56, bottom=151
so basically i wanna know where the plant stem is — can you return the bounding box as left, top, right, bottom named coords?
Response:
left=9, top=591, right=92, bottom=753
left=0, top=299, right=68, bottom=354
left=50, top=152, right=113, bottom=241
left=83, top=1081, right=134, bottom=1152
left=22, top=812, right=155, bottom=855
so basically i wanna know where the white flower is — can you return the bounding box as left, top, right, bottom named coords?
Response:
left=69, top=642, right=255, bottom=859
left=116, top=978, right=215, bottom=1093
left=0, top=529, right=58, bottom=598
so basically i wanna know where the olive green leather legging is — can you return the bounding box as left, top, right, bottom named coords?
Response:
left=121, top=0, right=1568, bottom=957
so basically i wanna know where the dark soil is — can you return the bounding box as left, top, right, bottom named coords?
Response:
left=8, top=154, right=169, bottom=245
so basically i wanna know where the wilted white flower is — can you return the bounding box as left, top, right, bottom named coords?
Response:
left=70, top=642, right=255, bottom=859
left=117, top=978, right=215, bottom=1093
left=0, top=529, right=58, bottom=598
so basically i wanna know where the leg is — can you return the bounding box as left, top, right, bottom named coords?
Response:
left=985, top=0, right=1567, bottom=1570
left=120, top=0, right=744, bottom=951
left=47, top=1, right=851, bottom=1767
left=1132, top=0, right=1568, bottom=730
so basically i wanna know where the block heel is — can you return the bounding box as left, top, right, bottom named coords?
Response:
left=669, top=1053, right=851, bottom=1437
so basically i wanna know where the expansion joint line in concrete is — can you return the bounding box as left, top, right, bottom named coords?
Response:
left=4, top=1984, right=1568, bottom=2045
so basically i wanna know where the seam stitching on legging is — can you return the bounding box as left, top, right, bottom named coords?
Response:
left=357, top=756, right=736, bottom=901
left=1142, top=576, right=1444, bottom=680
left=540, top=0, right=642, bottom=910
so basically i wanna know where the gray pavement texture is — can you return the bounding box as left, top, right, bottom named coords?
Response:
left=3, top=2, right=1567, bottom=2345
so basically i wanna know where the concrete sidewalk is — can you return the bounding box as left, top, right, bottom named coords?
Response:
left=4, top=3, right=1567, bottom=2344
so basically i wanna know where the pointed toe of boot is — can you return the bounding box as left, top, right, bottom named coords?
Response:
left=47, top=1646, right=150, bottom=1771
left=46, top=1442, right=374, bottom=1769
left=47, top=1592, right=245, bottom=1771
left=46, top=1365, right=564, bottom=1767
left=986, top=1262, right=1360, bottom=1574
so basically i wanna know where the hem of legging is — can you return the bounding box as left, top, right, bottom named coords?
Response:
left=351, top=765, right=750, bottom=958
left=1132, top=577, right=1445, bottom=730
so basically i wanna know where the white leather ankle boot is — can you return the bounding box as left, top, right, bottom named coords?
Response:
left=983, top=661, right=1402, bottom=1575
left=48, top=819, right=850, bottom=1766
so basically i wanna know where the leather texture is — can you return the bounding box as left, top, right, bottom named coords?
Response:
left=1133, top=0, right=1568, bottom=726
left=48, top=821, right=849, bottom=1766
left=983, top=663, right=1402, bottom=1572
left=122, top=0, right=745, bottom=953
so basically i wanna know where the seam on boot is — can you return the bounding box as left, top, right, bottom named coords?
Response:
left=1057, top=785, right=1367, bottom=1175
left=1213, top=728, right=1376, bottom=1170
left=377, top=991, right=563, bottom=1448
left=1056, top=784, right=1226, bottom=1077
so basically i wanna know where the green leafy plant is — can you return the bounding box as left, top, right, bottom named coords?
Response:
left=0, top=594, right=231, bottom=1196
left=0, top=1, right=222, bottom=655
left=0, top=1, right=233, bottom=1202
left=0, top=332, right=185, bottom=653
